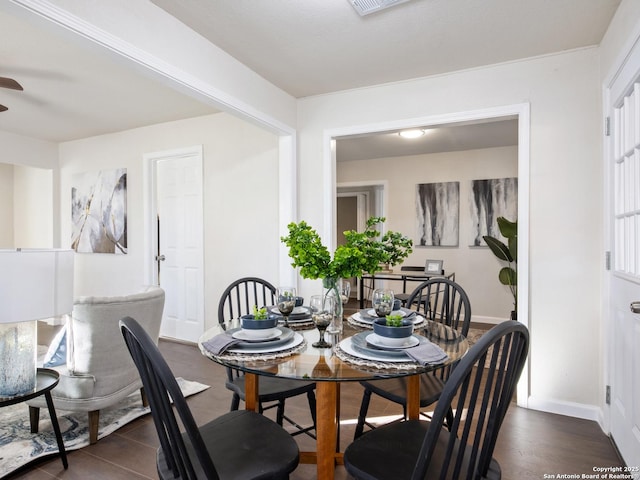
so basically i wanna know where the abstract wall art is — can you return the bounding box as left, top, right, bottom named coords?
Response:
left=469, top=177, right=518, bottom=246
left=71, top=168, right=127, bottom=254
left=415, top=181, right=459, bottom=247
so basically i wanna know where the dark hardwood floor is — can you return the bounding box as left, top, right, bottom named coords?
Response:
left=7, top=334, right=623, bottom=480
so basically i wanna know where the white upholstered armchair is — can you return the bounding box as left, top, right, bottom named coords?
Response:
left=29, top=286, right=165, bottom=444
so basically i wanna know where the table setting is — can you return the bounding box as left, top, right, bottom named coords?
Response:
left=200, top=312, right=308, bottom=362
left=335, top=325, right=449, bottom=371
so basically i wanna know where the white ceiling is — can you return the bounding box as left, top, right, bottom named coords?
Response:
left=0, top=8, right=215, bottom=143
left=0, top=0, right=621, bottom=156
left=150, top=0, right=620, bottom=98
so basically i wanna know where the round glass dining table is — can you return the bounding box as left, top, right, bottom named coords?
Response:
left=199, top=317, right=469, bottom=480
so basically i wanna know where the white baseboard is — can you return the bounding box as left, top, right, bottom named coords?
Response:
left=526, top=395, right=604, bottom=430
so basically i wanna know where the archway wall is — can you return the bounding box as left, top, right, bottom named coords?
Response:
left=298, top=47, right=603, bottom=418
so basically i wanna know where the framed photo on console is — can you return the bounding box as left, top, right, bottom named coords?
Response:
left=425, top=259, right=444, bottom=275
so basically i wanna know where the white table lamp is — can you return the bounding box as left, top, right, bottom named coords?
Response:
left=0, top=249, right=74, bottom=397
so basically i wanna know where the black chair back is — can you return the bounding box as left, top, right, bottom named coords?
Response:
left=415, top=320, right=529, bottom=479
left=120, top=317, right=218, bottom=480
left=217, top=277, right=276, bottom=328
left=406, top=277, right=471, bottom=336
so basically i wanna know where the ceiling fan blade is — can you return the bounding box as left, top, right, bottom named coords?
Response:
left=0, top=77, right=23, bottom=91
left=0, top=104, right=8, bottom=112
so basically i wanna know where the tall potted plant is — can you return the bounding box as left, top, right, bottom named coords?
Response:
left=483, top=217, right=517, bottom=320
left=281, top=216, right=413, bottom=320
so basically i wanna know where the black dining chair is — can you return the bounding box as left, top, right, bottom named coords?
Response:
left=354, top=277, right=471, bottom=438
left=119, top=316, right=300, bottom=480
left=218, top=277, right=316, bottom=437
left=344, top=320, right=529, bottom=480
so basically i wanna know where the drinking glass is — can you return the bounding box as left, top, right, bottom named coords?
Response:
left=276, top=286, right=296, bottom=328
left=310, top=295, right=334, bottom=348
left=339, top=279, right=351, bottom=308
left=372, top=289, right=394, bottom=317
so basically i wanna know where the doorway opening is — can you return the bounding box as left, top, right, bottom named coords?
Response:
left=337, top=184, right=384, bottom=302
left=143, top=145, right=205, bottom=343
left=326, top=104, right=531, bottom=407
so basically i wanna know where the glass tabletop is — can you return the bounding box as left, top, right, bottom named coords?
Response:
left=199, top=317, right=469, bottom=383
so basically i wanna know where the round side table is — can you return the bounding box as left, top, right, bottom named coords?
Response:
left=0, top=368, right=68, bottom=469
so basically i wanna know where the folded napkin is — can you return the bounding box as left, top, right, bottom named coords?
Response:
left=404, top=340, right=449, bottom=365
left=202, top=334, right=240, bottom=355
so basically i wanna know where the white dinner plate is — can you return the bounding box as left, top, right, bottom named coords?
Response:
left=231, top=328, right=282, bottom=342
left=366, top=333, right=420, bottom=350
left=226, top=332, right=304, bottom=354
left=339, top=337, right=412, bottom=363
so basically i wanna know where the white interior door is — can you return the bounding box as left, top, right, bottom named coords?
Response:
left=152, top=147, right=204, bottom=343
left=608, top=52, right=640, bottom=475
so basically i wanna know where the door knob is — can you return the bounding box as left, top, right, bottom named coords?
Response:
left=156, top=254, right=166, bottom=262
left=631, top=302, right=640, bottom=314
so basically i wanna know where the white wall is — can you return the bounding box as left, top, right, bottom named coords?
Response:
left=58, top=113, right=280, bottom=330
left=0, top=163, right=14, bottom=247
left=299, top=48, right=603, bottom=417
left=338, top=146, right=518, bottom=321
left=0, top=165, right=54, bottom=248
left=13, top=165, right=53, bottom=248
left=0, top=130, right=61, bottom=245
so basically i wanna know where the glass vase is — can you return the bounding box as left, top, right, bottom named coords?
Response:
left=323, top=277, right=343, bottom=335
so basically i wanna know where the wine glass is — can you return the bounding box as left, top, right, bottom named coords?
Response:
left=276, top=286, right=296, bottom=328
left=372, top=289, right=394, bottom=317
left=310, top=295, right=334, bottom=348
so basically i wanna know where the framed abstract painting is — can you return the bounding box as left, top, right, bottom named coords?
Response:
left=71, top=168, right=127, bottom=254
left=469, top=177, right=518, bottom=246
left=415, top=181, right=459, bottom=247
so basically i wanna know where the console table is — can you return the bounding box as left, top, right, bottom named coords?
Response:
left=359, top=270, right=455, bottom=308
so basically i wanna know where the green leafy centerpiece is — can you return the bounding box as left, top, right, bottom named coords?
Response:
left=281, top=216, right=413, bottom=323
left=240, top=305, right=278, bottom=338
left=373, top=313, right=414, bottom=347
left=385, top=313, right=404, bottom=327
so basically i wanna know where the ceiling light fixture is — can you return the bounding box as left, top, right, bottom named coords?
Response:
left=398, top=129, right=425, bottom=139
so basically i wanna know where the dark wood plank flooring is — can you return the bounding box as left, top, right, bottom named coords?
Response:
left=6, top=336, right=623, bottom=480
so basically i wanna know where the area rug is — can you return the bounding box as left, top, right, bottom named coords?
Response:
left=0, top=377, right=209, bottom=478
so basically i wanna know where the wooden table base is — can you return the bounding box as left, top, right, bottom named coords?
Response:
left=244, top=373, right=420, bottom=480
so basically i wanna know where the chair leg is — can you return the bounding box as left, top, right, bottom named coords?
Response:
left=444, top=406, right=454, bottom=431
left=354, top=388, right=372, bottom=439
left=307, top=390, right=317, bottom=428
left=88, top=410, right=100, bottom=444
left=276, top=400, right=285, bottom=426
left=140, top=387, right=148, bottom=407
left=29, top=406, right=40, bottom=433
left=230, top=393, right=240, bottom=411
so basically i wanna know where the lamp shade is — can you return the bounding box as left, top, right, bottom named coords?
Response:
left=0, top=249, right=74, bottom=324
left=0, top=249, right=74, bottom=396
